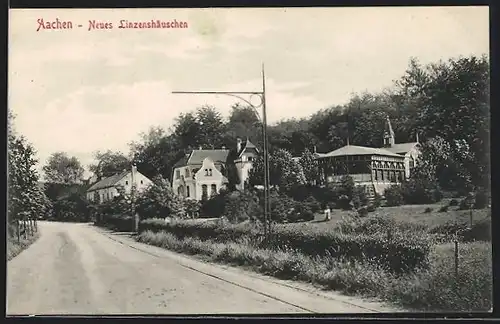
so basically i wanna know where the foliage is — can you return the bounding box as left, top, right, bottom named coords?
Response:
left=89, top=150, right=131, bottom=179
left=223, top=190, right=261, bottom=223
left=139, top=217, right=432, bottom=274
left=424, top=207, right=433, bottom=213
left=51, top=192, right=90, bottom=222
left=247, top=149, right=306, bottom=190
left=438, top=205, right=449, bottom=213
left=474, top=190, right=489, bottom=209
left=200, top=189, right=227, bottom=217
left=8, top=117, right=52, bottom=223
left=299, top=148, right=319, bottom=185
left=449, top=199, right=459, bottom=207
left=352, top=185, right=369, bottom=209
left=401, top=177, right=443, bottom=205
left=384, top=185, right=404, bottom=207
left=42, top=152, right=85, bottom=184
left=136, top=176, right=186, bottom=219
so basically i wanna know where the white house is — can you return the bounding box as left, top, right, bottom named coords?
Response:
left=86, top=165, right=153, bottom=203
left=172, top=138, right=258, bottom=201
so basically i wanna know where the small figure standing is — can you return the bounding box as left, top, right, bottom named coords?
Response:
left=324, top=205, right=331, bottom=221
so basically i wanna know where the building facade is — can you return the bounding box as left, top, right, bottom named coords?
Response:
left=315, top=116, right=420, bottom=196
left=172, top=138, right=258, bottom=201
left=86, top=166, right=153, bottom=203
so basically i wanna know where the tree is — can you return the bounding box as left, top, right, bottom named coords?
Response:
left=136, top=176, right=186, bottom=219
left=43, top=152, right=85, bottom=184
left=8, top=114, right=51, bottom=226
left=89, top=150, right=131, bottom=179
left=247, top=149, right=306, bottom=190
left=130, top=127, right=183, bottom=181
left=299, top=148, right=319, bottom=185
left=405, top=56, right=489, bottom=190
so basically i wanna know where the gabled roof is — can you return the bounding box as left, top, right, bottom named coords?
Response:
left=317, top=145, right=402, bottom=159
left=384, top=142, right=419, bottom=154
left=187, top=149, right=230, bottom=165
left=87, top=170, right=129, bottom=192
left=238, top=138, right=259, bottom=156
left=173, top=154, right=190, bottom=168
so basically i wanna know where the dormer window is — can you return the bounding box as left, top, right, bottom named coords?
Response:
left=205, top=168, right=213, bottom=176
left=125, top=181, right=129, bottom=185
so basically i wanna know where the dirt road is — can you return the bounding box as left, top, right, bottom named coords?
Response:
left=7, top=221, right=397, bottom=315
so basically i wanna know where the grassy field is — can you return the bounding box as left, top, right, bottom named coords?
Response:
left=278, top=200, right=490, bottom=232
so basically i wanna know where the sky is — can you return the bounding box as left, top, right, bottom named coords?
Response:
left=9, top=7, right=489, bottom=178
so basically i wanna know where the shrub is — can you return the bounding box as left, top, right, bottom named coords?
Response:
left=290, top=201, right=315, bottom=222
left=474, top=190, right=489, bottom=209
left=448, top=199, right=459, bottom=207
left=402, top=178, right=442, bottom=205
left=303, top=195, right=322, bottom=213
left=459, top=194, right=475, bottom=210
left=384, top=185, right=404, bottom=207
left=201, top=191, right=226, bottom=218
left=140, top=217, right=432, bottom=274
left=439, top=205, right=449, bottom=213
left=352, top=186, right=369, bottom=209
left=424, top=207, right=433, bottom=213
left=101, top=214, right=135, bottom=231
left=366, top=204, right=377, bottom=212
left=223, top=190, right=261, bottom=223
left=357, top=206, right=369, bottom=217
left=373, top=193, right=382, bottom=208
left=336, top=194, right=352, bottom=210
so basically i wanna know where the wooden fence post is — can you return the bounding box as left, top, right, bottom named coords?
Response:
left=454, top=239, right=459, bottom=280
left=469, top=208, right=473, bottom=228
left=17, top=220, right=20, bottom=243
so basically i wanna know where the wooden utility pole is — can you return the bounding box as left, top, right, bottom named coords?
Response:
left=172, top=64, right=271, bottom=241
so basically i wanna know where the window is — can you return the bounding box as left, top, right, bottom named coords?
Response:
left=125, top=181, right=128, bottom=185
left=186, top=169, right=190, bottom=177
left=211, top=184, right=217, bottom=196
left=248, top=156, right=253, bottom=162
left=202, top=184, right=208, bottom=198
left=186, top=186, right=190, bottom=198
left=176, top=170, right=180, bottom=179
left=205, top=169, right=209, bottom=176
left=140, top=180, right=143, bottom=184
left=205, top=169, right=213, bottom=176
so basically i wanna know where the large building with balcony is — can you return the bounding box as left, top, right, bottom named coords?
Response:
left=315, top=116, right=420, bottom=196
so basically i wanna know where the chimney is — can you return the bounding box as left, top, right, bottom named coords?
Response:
left=416, top=133, right=419, bottom=143
left=131, top=164, right=137, bottom=175
left=236, top=138, right=242, bottom=152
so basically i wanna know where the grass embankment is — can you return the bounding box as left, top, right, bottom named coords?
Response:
left=137, top=217, right=492, bottom=312
left=7, top=233, right=40, bottom=261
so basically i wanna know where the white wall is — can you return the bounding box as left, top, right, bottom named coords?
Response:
left=87, top=171, right=153, bottom=203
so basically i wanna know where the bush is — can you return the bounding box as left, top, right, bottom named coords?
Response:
left=430, top=218, right=491, bottom=242
left=366, top=204, right=377, bottom=212
left=424, top=207, right=433, bottom=213
left=373, top=193, right=382, bottom=208
left=201, top=191, right=226, bottom=218
left=459, top=194, right=474, bottom=210
left=402, top=178, right=442, bottom=205
left=223, top=190, right=261, bottom=223
left=290, top=201, right=315, bottom=222
left=303, top=195, right=322, bottom=213
left=384, top=185, right=404, bottom=207
left=101, top=213, right=135, bottom=231
left=140, top=217, right=432, bottom=274
left=474, top=190, right=489, bottom=209
left=448, top=199, right=459, bottom=207
left=352, top=186, right=369, bottom=209
left=439, top=205, right=449, bottom=213
left=357, top=206, right=369, bottom=217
